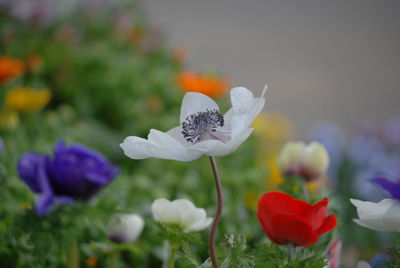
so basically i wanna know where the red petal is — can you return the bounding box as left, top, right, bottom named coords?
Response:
left=267, top=213, right=318, bottom=247
left=258, top=191, right=311, bottom=220
left=303, top=198, right=329, bottom=231
left=316, top=214, right=337, bottom=235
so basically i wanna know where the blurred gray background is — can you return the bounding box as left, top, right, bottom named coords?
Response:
left=144, top=0, right=400, bottom=138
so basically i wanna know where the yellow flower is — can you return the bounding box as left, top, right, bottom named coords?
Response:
left=0, top=109, right=19, bottom=129
left=253, top=112, right=293, bottom=142
left=244, top=190, right=261, bottom=211
left=265, top=154, right=284, bottom=189
left=5, top=87, right=51, bottom=113
left=245, top=155, right=284, bottom=211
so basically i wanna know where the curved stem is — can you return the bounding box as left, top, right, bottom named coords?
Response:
left=208, top=156, right=223, bottom=268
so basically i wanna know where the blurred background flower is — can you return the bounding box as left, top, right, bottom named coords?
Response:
left=17, top=141, right=119, bottom=215
left=177, top=70, right=229, bottom=98
left=0, top=56, right=25, bottom=85
left=5, top=87, right=51, bottom=113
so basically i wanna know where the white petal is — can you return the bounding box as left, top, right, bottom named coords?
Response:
left=171, top=199, right=196, bottom=226
left=350, top=198, right=400, bottom=232
left=185, top=213, right=213, bottom=232
left=121, top=214, right=144, bottom=242
left=148, top=129, right=184, bottom=147
left=107, top=213, right=144, bottom=243
left=121, top=129, right=202, bottom=162
left=207, top=128, right=253, bottom=157
left=230, top=87, right=254, bottom=114
left=382, top=200, right=400, bottom=231
left=189, top=139, right=224, bottom=155
left=151, top=198, right=181, bottom=224
left=174, top=201, right=210, bottom=231
left=180, top=92, right=219, bottom=124
left=241, top=98, right=266, bottom=129
left=120, top=136, right=156, bottom=159
left=166, top=126, right=190, bottom=146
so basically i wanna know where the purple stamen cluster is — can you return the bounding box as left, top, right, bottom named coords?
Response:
left=181, top=109, right=224, bottom=143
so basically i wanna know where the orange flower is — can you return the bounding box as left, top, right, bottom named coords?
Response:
left=85, top=256, right=97, bottom=267
left=0, top=56, right=25, bottom=85
left=177, top=71, right=229, bottom=98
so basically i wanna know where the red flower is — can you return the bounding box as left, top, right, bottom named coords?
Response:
left=257, top=191, right=337, bottom=247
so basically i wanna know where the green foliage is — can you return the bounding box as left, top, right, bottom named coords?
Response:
left=378, top=243, right=400, bottom=267
left=154, top=222, right=202, bottom=246
left=254, top=243, right=327, bottom=268
left=220, top=234, right=255, bottom=268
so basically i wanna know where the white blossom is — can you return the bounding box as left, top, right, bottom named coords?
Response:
left=107, top=213, right=144, bottom=243
left=350, top=198, right=400, bottom=232
left=120, top=86, right=267, bottom=161
left=151, top=198, right=212, bottom=232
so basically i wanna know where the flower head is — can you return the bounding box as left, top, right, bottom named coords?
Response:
left=0, top=56, right=25, bottom=85
left=350, top=198, right=400, bottom=232
left=177, top=71, right=229, bottom=98
left=257, top=191, right=337, bottom=247
left=151, top=198, right=213, bottom=232
left=278, top=141, right=329, bottom=181
left=107, top=213, right=144, bottom=243
left=18, top=141, right=119, bottom=216
left=5, top=87, right=51, bottom=113
left=121, top=86, right=267, bottom=161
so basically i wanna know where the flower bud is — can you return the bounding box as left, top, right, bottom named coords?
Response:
left=278, top=141, right=306, bottom=169
left=107, top=213, right=144, bottom=244
left=151, top=198, right=212, bottom=233
left=278, top=141, right=329, bottom=181
left=303, top=142, right=329, bottom=176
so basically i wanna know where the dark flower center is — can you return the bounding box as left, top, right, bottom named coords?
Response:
left=181, top=109, right=224, bottom=143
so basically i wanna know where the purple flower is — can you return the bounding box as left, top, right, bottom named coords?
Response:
left=18, top=141, right=119, bottom=216
left=374, top=175, right=400, bottom=201
left=370, top=253, right=390, bottom=267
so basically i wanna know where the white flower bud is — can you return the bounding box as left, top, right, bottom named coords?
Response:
left=278, top=141, right=306, bottom=170
left=107, top=213, right=144, bottom=243
left=278, top=141, right=329, bottom=181
left=303, top=142, right=329, bottom=176
left=151, top=198, right=213, bottom=233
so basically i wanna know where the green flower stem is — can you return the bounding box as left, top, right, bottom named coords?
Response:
left=67, top=239, right=80, bottom=268
left=111, top=251, right=119, bottom=268
left=208, top=156, right=223, bottom=268
left=287, top=243, right=295, bottom=262
left=167, top=243, right=178, bottom=268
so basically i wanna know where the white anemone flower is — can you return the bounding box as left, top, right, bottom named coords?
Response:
left=350, top=198, right=400, bottom=232
left=107, top=213, right=144, bottom=243
left=120, top=86, right=267, bottom=161
left=151, top=198, right=213, bottom=232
